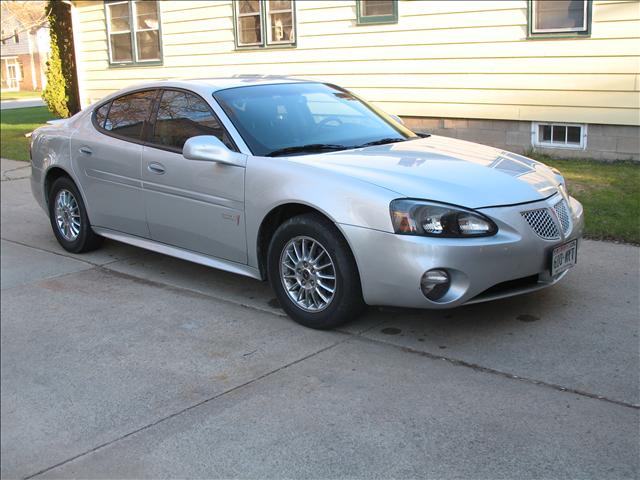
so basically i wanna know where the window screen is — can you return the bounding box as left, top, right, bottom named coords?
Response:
left=357, top=0, right=397, bottom=24
left=532, top=0, right=587, bottom=33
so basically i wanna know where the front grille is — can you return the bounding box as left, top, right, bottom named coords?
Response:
left=553, top=199, right=571, bottom=235
left=521, top=208, right=560, bottom=240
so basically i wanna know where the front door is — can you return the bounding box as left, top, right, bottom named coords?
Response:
left=141, top=89, right=247, bottom=263
left=6, top=64, right=19, bottom=90
left=70, top=89, right=157, bottom=237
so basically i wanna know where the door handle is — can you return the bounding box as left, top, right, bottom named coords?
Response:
left=147, top=162, right=166, bottom=174
left=79, top=147, right=92, bottom=155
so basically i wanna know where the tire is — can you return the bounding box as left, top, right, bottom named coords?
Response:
left=48, top=176, right=103, bottom=253
left=267, top=213, right=365, bottom=329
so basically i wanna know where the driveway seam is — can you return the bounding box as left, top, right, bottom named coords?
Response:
left=354, top=336, right=640, bottom=410
left=23, top=337, right=351, bottom=480
left=1, top=176, right=31, bottom=182
left=1, top=237, right=103, bottom=268
left=98, top=264, right=289, bottom=318
left=1, top=237, right=144, bottom=268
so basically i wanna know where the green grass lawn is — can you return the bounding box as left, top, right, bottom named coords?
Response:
left=0, top=106, right=55, bottom=161
left=533, top=155, right=639, bottom=244
left=0, top=90, right=43, bottom=101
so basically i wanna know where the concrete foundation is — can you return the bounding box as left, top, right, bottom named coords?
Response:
left=404, top=117, right=639, bottom=162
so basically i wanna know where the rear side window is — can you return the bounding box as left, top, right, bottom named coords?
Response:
left=150, top=90, right=234, bottom=152
left=94, top=102, right=110, bottom=128
left=102, top=90, right=156, bottom=141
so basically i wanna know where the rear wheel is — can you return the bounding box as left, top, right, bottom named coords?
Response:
left=48, top=176, right=103, bottom=253
left=267, top=213, right=364, bottom=329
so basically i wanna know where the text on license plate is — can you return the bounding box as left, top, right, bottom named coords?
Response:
left=551, top=239, right=578, bottom=276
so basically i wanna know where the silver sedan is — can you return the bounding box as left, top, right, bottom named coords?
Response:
left=30, top=78, right=584, bottom=329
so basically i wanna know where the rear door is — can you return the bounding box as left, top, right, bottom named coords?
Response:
left=141, top=89, right=247, bottom=263
left=71, top=89, right=157, bottom=237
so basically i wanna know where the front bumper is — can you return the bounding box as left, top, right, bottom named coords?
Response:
left=341, top=194, right=584, bottom=309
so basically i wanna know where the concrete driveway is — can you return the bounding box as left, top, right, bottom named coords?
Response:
left=1, top=158, right=638, bottom=479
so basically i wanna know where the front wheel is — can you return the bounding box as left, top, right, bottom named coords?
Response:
left=267, top=213, right=364, bottom=329
left=48, top=176, right=103, bottom=253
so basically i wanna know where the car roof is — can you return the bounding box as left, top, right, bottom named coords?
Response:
left=86, top=76, right=325, bottom=111
left=187, top=76, right=312, bottom=91
left=116, top=76, right=314, bottom=95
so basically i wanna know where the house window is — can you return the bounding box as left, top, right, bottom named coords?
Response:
left=529, top=0, right=590, bottom=36
left=234, top=0, right=295, bottom=48
left=357, top=0, right=398, bottom=25
left=105, top=1, right=161, bottom=65
left=532, top=122, right=587, bottom=149
left=14, top=29, right=19, bottom=43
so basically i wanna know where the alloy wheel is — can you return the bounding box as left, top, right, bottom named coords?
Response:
left=54, top=189, right=81, bottom=241
left=279, top=235, right=337, bottom=312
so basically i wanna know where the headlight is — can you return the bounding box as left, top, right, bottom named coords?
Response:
left=390, top=199, right=498, bottom=237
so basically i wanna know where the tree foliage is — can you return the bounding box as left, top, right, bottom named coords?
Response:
left=42, top=0, right=79, bottom=118
left=0, top=1, right=48, bottom=43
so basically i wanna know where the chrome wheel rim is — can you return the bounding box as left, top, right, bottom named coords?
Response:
left=54, top=189, right=81, bottom=241
left=280, top=236, right=337, bottom=312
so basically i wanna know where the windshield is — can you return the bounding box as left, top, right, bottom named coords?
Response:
left=213, top=82, right=417, bottom=156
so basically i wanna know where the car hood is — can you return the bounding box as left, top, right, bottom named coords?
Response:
left=294, top=135, right=561, bottom=208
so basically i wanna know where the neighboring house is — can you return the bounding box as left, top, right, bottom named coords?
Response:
left=67, top=0, right=639, bottom=160
left=0, top=12, right=50, bottom=92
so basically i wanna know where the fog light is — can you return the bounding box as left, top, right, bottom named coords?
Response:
left=421, top=269, right=450, bottom=301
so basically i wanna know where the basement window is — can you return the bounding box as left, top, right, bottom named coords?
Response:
left=532, top=122, right=587, bottom=149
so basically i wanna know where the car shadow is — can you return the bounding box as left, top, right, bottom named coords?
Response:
left=347, top=283, right=572, bottom=348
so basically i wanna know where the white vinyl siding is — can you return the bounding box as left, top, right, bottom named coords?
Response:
left=72, top=0, right=640, bottom=126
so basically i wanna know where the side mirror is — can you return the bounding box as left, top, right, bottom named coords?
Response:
left=389, top=114, right=404, bottom=125
left=183, top=135, right=246, bottom=167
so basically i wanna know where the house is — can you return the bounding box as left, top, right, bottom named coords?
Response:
left=0, top=10, right=50, bottom=92
left=66, top=0, right=639, bottom=161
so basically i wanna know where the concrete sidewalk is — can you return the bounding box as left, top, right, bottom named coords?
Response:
left=0, top=98, right=45, bottom=110
left=1, top=158, right=30, bottom=181
left=1, top=173, right=638, bottom=479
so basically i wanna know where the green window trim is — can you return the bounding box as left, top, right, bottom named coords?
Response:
left=527, top=0, right=592, bottom=39
left=233, top=0, right=297, bottom=50
left=356, top=0, right=398, bottom=25
left=104, top=0, right=164, bottom=67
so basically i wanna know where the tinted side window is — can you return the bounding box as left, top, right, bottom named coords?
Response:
left=104, top=90, right=156, bottom=141
left=94, top=102, right=110, bottom=128
left=151, top=90, right=234, bottom=152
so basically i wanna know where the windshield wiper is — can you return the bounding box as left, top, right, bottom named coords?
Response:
left=354, top=137, right=407, bottom=148
left=266, top=144, right=347, bottom=157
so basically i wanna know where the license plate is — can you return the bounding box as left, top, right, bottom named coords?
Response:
left=551, top=239, right=578, bottom=276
